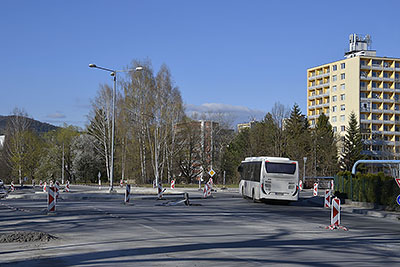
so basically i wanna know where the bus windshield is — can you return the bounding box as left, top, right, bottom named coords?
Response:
left=265, top=162, right=296, bottom=174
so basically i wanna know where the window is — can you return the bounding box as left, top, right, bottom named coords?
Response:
left=332, top=116, right=337, bottom=122
left=332, top=95, right=337, bottom=102
left=396, top=83, right=400, bottom=89
left=372, top=82, right=378, bottom=88
left=396, top=136, right=400, bottom=141
left=332, top=106, right=337, bottom=112
left=332, top=65, right=337, bottom=71
left=384, top=125, right=390, bottom=131
left=372, top=125, right=378, bottom=130
left=341, top=73, right=346, bottom=80
left=383, top=93, right=389, bottom=99
left=265, top=162, right=296, bottom=175
left=384, top=114, right=389, bottom=120
left=341, top=125, right=346, bottom=132
left=340, top=115, right=345, bottom=121
left=396, top=105, right=400, bottom=111
left=372, top=71, right=378, bottom=77
left=372, top=114, right=379, bottom=120
left=311, top=120, right=315, bottom=125
left=341, top=63, right=345, bottom=69
left=384, top=104, right=389, bottom=110
left=372, top=60, right=381, bottom=66
left=396, top=115, right=400, bottom=121
left=360, top=114, right=366, bottom=119
left=332, top=75, right=337, bottom=81
left=340, top=94, right=345, bottom=101
left=360, top=81, right=366, bottom=88
left=340, top=104, right=345, bottom=111
left=361, top=60, right=367, bottom=66
left=360, top=92, right=367, bottom=98
left=396, top=62, right=400, bottom=68
left=372, top=103, right=378, bottom=109
left=383, top=72, right=389, bottom=78
left=333, top=126, right=337, bottom=132
left=341, top=84, right=345, bottom=90
left=332, top=85, right=337, bottom=91
left=383, top=83, right=389, bottom=89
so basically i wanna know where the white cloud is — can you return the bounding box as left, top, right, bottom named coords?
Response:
left=185, top=103, right=266, bottom=128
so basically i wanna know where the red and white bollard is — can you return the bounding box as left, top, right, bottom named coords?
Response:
left=298, top=180, right=303, bottom=191
left=208, top=178, right=213, bottom=187
left=157, top=182, right=165, bottom=199
left=120, top=179, right=123, bottom=188
left=65, top=181, right=70, bottom=192
left=330, top=180, right=334, bottom=191
left=170, top=179, right=175, bottom=190
left=324, top=189, right=331, bottom=208
left=125, top=184, right=131, bottom=204
left=43, top=182, right=47, bottom=193
left=203, top=183, right=211, bottom=198
left=10, top=182, right=15, bottom=192
left=39, top=180, right=43, bottom=187
left=313, top=183, right=318, bottom=196
left=326, top=197, right=348, bottom=230
left=55, top=181, right=60, bottom=199
left=47, top=186, right=56, bottom=213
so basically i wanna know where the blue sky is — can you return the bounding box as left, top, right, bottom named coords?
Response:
left=1, top=0, right=400, bottom=128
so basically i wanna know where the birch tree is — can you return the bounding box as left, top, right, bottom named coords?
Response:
left=87, top=85, right=113, bottom=181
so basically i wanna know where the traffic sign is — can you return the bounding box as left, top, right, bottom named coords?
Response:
left=397, top=194, right=400, bottom=206
left=208, top=169, right=215, bottom=177
left=395, top=178, right=400, bottom=188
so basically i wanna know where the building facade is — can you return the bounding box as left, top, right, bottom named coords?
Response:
left=307, top=34, right=400, bottom=158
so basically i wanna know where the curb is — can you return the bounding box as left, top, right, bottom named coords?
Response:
left=305, top=196, right=400, bottom=222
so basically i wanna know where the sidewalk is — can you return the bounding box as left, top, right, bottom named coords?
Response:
left=305, top=195, right=400, bottom=222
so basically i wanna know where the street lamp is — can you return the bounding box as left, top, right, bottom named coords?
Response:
left=89, top=63, right=142, bottom=192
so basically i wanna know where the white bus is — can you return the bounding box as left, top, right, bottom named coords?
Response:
left=238, top=156, right=299, bottom=202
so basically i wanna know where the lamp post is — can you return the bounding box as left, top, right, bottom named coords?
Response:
left=303, top=157, right=307, bottom=181
left=89, top=63, right=142, bottom=192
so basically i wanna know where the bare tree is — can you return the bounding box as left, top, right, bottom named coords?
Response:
left=87, top=85, right=113, bottom=182
left=5, top=108, right=31, bottom=183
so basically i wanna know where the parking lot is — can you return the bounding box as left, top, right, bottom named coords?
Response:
left=1, top=185, right=400, bottom=266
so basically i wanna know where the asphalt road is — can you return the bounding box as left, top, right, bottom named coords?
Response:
left=0, top=186, right=400, bottom=266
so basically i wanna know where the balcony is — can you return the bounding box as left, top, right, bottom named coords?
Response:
left=383, top=65, right=394, bottom=71
left=308, top=114, right=320, bottom=120
left=371, top=64, right=382, bottom=70
left=383, top=120, right=395, bottom=125
left=383, top=88, right=394, bottom=92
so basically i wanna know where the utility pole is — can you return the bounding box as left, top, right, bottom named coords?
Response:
left=62, top=143, right=65, bottom=184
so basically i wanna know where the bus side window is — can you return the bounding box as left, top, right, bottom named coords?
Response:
left=237, top=165, right=243, bottom=173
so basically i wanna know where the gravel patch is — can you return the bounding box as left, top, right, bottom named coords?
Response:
left=0, top=231, right=57, bottom=243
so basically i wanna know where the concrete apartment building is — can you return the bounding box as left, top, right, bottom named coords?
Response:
left=307, top=34, right=400, bottom=159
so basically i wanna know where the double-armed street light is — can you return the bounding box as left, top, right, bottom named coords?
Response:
left=89, top=63, right=143, bottom=192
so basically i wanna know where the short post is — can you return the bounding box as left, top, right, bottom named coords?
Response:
left=47, top=186, right=56, bottom=213
left=125, top=184, right=131, bottom=204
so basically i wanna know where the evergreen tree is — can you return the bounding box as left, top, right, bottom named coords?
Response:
left=313, top=113, right=338, bottom=176
left=340, top=111, right=364, bottom=171
left=284, top=104, right=311, bottom=179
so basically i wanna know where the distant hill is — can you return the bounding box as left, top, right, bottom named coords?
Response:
left=0, top=115, right=59, bottom=135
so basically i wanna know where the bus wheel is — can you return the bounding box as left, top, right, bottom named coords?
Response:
left=252, top=190, right=256, bottom=203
